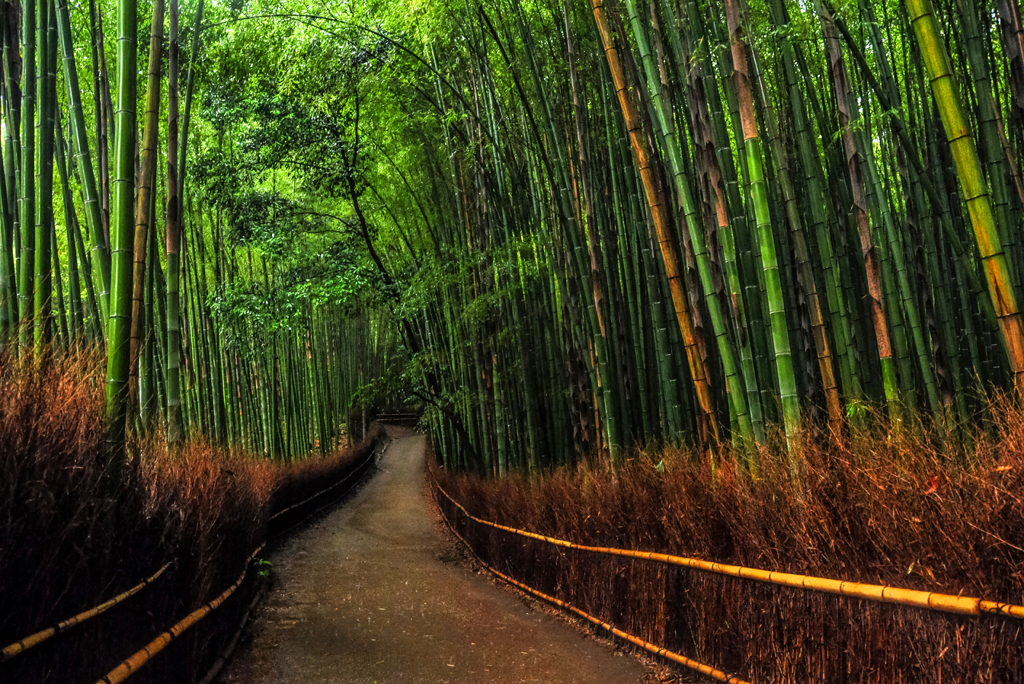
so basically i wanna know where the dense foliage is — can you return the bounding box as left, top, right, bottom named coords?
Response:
left=1, top=0, right=1024, bottom=472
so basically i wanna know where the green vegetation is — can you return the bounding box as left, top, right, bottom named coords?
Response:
left=2, top=0, right=1024, bottom=473
left=0, top=0, right=1020, bottom=485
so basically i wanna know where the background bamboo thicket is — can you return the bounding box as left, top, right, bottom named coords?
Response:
left=0, top=0, right=395, bottom=469
left=1, top=0, right=1023, bottom=471
left=396, top=0, right=1024, bottom=472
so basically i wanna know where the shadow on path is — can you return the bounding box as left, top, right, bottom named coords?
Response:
left=221, top=430, right=649, bottom=684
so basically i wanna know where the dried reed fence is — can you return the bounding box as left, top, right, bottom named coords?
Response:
left=0, top=352, right=384, bottom=684
left=2, top=562, right=174, bottom=663
left=430, top=410, right=1024, bottom=683
left=88, top=434, right=384, bottom=684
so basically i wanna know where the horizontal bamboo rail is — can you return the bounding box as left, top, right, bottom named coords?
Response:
left=487, top=562, right=752, bottom=684
left=269, top=444, right=380, bottom=521
left=1, top=562, right=172, bottom=662
left=94, top=439, right=383, bottom=683
left=196, top=582, right=265, bottom=684
left=5, top=434, right=386, bottom=680
left=434, top=481, right=1024, bottom=619
left=95, top=546, right=264, bottom=684
left=433, top=487, right=752, bottom=683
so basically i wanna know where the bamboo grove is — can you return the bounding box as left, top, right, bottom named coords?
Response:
left=0, top=0, right=1023, bottom=476
left=368, top=0, right=1024, bottom=474
left=0, top=0, right=393, bottom=467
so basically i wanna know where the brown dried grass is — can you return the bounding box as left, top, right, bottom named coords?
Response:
left=0, top=349, right=380, bottom=683
left=434, top=403, right=1024, bottom=682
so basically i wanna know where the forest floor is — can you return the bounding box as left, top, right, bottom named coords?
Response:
left=220, top=427, right=655, bottom=684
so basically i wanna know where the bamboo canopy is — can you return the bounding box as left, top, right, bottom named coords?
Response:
left=0, top=0, right=1019, bottom=472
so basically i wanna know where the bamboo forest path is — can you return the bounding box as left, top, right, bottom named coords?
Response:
left=220, top=427, right=650, bottom=683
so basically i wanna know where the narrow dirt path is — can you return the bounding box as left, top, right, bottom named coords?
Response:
left=221, top=430, right=649, bottom=684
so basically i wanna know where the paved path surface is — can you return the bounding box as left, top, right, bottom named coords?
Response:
left=221, top=431, right=649, bottom=684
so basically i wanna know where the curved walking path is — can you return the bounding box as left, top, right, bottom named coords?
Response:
left=222, top=430, right=649, bottom=683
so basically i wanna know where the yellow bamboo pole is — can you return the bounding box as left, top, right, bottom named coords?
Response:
left=268, top=447, right=376, bottom=522
left=906, top=0, right=1024, bottom=385
left=436, top=480, right=752, bottom=683
left=488, top=565, right=751, bottom=684
left=96, top=546, right=263, bottom=684
left=589, top=0, right=719, bottom=447
left=1, top=562, right=172, bottom=662
left=435, top=481, right=1024, bottom=619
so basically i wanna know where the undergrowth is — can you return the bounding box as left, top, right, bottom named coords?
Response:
left=434, top=405, right=1024, bottom=683
left=0, top=350, right=382, bottom=683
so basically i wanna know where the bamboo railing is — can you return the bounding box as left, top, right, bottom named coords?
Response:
left=269, top=440, right=384, bottom=523
left=5, top=437, right=384, bottom=682
left=433, top=479, right=1024, bottom=618
left=488, top=563, right=752, bottom=684
left=1, top=562, right=172, bottom=662
left=95, top=546, right=264, bottom=684
left=441, top=502, right=752, bottom=684
left=91, top=438, right=383, bottom=683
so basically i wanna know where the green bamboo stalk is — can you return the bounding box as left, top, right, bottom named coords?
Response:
left=56, top=0, right=109, bottom=333
left=0, top=111, right=12, bottom=350
left=906, top=0, right=1024, bottom=387
left=55, top=117, right=83, bottom=342
left=1, top=115, right=17, bottom=351
left=18, top=0, right=36, bottom=348
left=104, top=0, right=138, bottom=472
left=167, top=0, right=183, bottom=445
left=51, top=223, right=67, bottom=348
left=140, top=207, right=157, bottom=430
left=33, top=0, right=57, bottom=353
left=87, top=0, right=111, bottom=239
left=755, top=64, right=843, bottom=428
left=0, top=8, right=13, bottom=348
left=69, top=163, right=104, bottom=343
left=725, top=0, right=801, bottom=448
left=177, top=0, right=205, bottom=224
left=129, top=0, right=164, bottom=408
